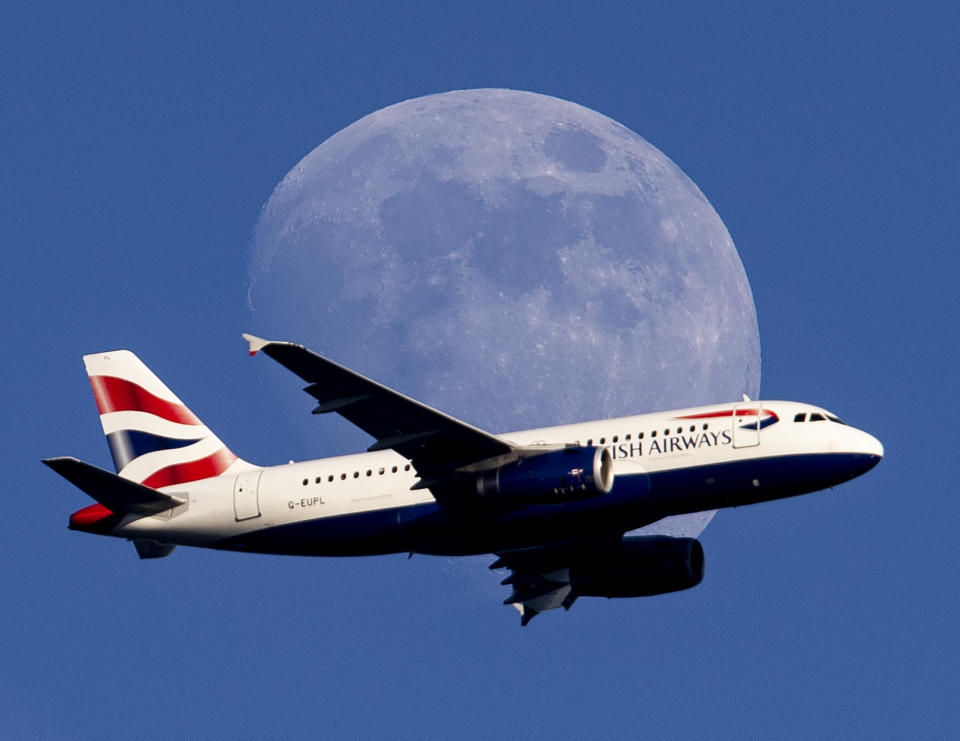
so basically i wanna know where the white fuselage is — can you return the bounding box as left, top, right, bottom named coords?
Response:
left=96, top=400, right=882, bottom=556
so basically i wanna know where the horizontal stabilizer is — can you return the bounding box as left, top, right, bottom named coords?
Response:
left=132, top=538, right=177, bottom=559
left=43, top=456, right=186, bottom=515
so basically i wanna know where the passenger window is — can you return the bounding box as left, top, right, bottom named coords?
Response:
left=612, top=435, right=618, bottom=443
left=328, top=475, right=334, bottom=482
left=302, top=479, right=308, bottom=486
left=651, top=430, right=657, bottom=437
left=315, top=477, right=321, bottom=484
left=599, top=437, right=606, bottom=445
left=353, top=471, right=360, bottom=478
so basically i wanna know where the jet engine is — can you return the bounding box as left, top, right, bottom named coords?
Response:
left=474, top=446, right=614, bottom=504
left=570, top=536, right=704, bottom=598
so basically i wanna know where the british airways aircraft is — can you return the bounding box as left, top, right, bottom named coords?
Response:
left=45, top=335, right=882, bottom=624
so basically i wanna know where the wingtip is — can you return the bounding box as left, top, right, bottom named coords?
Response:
left=242, top=333, right=270, bottom=356
left=42, top=456, right=75, bottom=470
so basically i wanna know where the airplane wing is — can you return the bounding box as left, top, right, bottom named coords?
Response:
left=491, top=534, right=705, bottom=625
left=490, top=543, right=587, bottom=626
left=243, top=335, right=523, bottom=488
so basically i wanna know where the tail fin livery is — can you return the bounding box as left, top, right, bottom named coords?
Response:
left=83, top=350, right=246, bottom=488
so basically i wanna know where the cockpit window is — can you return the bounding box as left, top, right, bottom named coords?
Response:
left=795, top=411, right=845, bottom=424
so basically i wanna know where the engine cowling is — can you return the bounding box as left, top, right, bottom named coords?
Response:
left=570, top=536, right=704, bottom=598
left=475, top=446, right=614, bottom=504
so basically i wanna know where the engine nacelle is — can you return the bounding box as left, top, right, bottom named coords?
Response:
left=570, top=536, right=704, bottom=598
left=475, top=446, right=614, bottom=504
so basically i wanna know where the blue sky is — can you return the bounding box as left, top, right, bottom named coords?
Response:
left=3, top=2, right=958, bottom=738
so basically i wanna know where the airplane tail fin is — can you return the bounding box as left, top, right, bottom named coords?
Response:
left=82, top=350, right=247, bottom=487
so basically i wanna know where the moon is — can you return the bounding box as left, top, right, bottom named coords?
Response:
left=248, top=89, right=759, bottom=537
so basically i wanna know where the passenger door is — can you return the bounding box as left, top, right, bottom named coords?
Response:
left=732, top=404, right=761, bottom=448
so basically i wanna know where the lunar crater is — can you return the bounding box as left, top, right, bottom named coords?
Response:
left=543, top=126, right=608, bottom=173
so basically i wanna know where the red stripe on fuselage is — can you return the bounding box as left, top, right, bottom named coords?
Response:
left=676, top=409, right=779, bottom=427
left=89, top=376, right=201, bottom=426
left=139, top=448, right=236, bottom=488
left=675, top=410, right=738, bottom=419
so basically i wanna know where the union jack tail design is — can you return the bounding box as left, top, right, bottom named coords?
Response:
left=83, top=350, right=247, bottom=488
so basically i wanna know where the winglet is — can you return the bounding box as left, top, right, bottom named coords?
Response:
left=242, top=333, right=271, bottom=357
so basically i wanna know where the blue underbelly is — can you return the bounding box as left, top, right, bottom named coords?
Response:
left=210, top=452, right=878, bottom=557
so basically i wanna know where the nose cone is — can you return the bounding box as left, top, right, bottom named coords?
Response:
left=863, top=431, right=884, bottom=460
left=854, top=427, right=883, bottom=459
left=849, top=428, right=883, bottom=477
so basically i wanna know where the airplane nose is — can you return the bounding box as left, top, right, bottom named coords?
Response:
left=841, top=425, right=883, bottom=458
left=851, top=428, right=883, bottom=476
left=865, top=432, right=884, bottom=460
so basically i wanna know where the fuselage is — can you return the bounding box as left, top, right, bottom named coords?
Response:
left=71, top=400, right=883, bottom=556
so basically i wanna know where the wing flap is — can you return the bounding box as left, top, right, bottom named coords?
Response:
left=491, top=539, right=619, bottom=625
left=492, top=545, right=581, bottom=625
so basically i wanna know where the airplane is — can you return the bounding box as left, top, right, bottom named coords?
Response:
left=45, top=334, right=883, bottom=625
